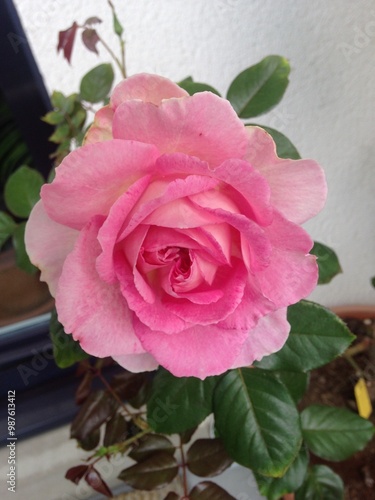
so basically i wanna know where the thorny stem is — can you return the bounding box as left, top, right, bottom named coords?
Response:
left=96, top=368, right=149, bottom=430
left=106, top=0, right=127, bottom=78
left=97, top=33, right=126, bottom=78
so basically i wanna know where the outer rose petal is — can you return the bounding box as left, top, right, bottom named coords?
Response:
left=230, top=308, right=290, bottom=368
left=55, top=216, right=147, bottom=359
left=25, top=200, right=78, bottom=296
left=245, top=126, right=327, bottom=224
left=113, top=353, right=159, bottom=373
left=135, top=318, right=249, bottom=379
left=42, top=140, right=159, bottom=230
left=112, top=92, right=249, bottom=168
left=111, top=73, right=189, bottom=107
left=83, top=105, right=114, bottom=145
left=257, top=211, right=318, bottom=307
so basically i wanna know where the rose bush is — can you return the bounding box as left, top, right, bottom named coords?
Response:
left=25, top=73, right=326, bottom=379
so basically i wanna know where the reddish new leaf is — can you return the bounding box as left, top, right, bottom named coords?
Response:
left=111, top=371, right=149, bottom=401
left=129, top=434, right=175, bottom=462
left=118, top=451, right=178, bottom=490
left=65, top=465, right=88, bottom=485
left=190, top=481, right=235, bottom=499
left=82, top=29, right=100, bottom=54
left=104, top=412, right=128, bottom=447
left=71, top=390, right=117, bottom=441
left=85, top=467, right=113, bottom=498
left=79, top=427, right=100, bottom=451
left=85, top=16, right=102, bottom=26
left=75, top=370, right=94, bottom=405
left=57, top=22, right=78, bottom=64
left=187, top=438, right=233, bottom=477
left=164, top=494, right=179, bottom=500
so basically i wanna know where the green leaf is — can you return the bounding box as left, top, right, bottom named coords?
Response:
left=189, top=481, right=235, bottom=499
left=186, top=438, right=233, bottom=477
left=49, top=124, right=71, bottom=144
left=301, top=405, right=374, bottom=461
left=147, top=368, right=219, bottom=434
left=50, top=308, right=89, bottom=368
left=118, top=451, right=178, bottom=490
left=42, top=110, right=65, bottom=125
left=311, top=242, right=342, bottom=284
left=248, top=124, right=301, bottom=159
left=12, top=223, right=37, bottom=273
left=227, top=55, right=290, bottom=118
left=129, top=434, right=175, bottom=462
left=273, top=370, right=310, bottom=404
left=255, top=445, right=309, bottom=500
left=178, top=78, right=221, bottom=96
left=4, top=165, right=44, bottom=218
left=71, top=390, right=117, bottom=442
left=213, top=368, right=302, bottom=477
left=255, top=301, right=355, bottom=372
left=113, top=12, right=124, bottom=37
left=80, top=64, right=115, bottom=103
left=0, top=211, right=16, bottom=248
left=295, top=465, right=344, bottom=500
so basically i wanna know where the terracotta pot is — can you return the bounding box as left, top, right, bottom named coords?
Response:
left=0, top=248, right=54, bottom=326
left=332, top=305, right=375, bottom=320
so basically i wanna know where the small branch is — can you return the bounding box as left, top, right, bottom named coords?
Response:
left=97, top=33, right=126, bottom=78
left=179, top=435, right=189, bottom=497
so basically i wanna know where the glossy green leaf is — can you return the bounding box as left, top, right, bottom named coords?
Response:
left=255, top=445, right=309, bottom=500
left=249, top=124, right=301, bottom=159
left=213, top=368, right=302, bottom=477
left=189, top=481, right=235, bottom=499
left=295, top=465, right=344, bottom=500
left=80, top=63, right=114, bottom=103
left=71, top=390, right=116, bottom=442
left=178, top=77, right=221, bottom=96
left=255, top=301, right=355, bottom=372
left=186, top=438, right=233, bottom=477
left=50, top=308, right=89, bottom=368
left=12, top=223, right=37, bottom=273
left=311, top=242, right=342, bottom=284
left=129, top=434, right=175, bottom=462
left=4, top=165, right=44, bottom=218
left=103, top=412, right=128, bottom=447
left=42, top=110, right=65, bottom=125
left=0, top=211, right=16, bottom=248
left=147, top=368, right=219, bottom=434
left=273, top=370, right=309, bottom=404
left=227, top=55, right=290, bottom=118
left=301, top=405, right=374, bottom=461
left=118, top=451, right=178, bottom=490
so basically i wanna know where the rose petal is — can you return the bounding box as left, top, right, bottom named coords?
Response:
left=42, top=140, right=159, bottom=230
left=231, top=308, right=290, bottom=368
left=111, top=73, right=189, bottom=107
left=55, top=216, right=145, bottom=357
left=83, top=105, right=114, bottom=145
left=257, top=211, right=318, bottom=307
left=245, top=126, right=327, bottom=224
left=25, top=200, right=78, bottom=296
left=113, top=352, right=159, bottom=373
left=135, top=319, right=249, bottom=379
left=112, top=92, right=249, bottom=168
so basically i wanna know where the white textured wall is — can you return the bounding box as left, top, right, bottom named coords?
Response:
left=13, top=0, right=375, bottom=307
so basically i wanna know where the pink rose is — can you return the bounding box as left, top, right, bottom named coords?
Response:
left=25, top=73, right=326, bottom=379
